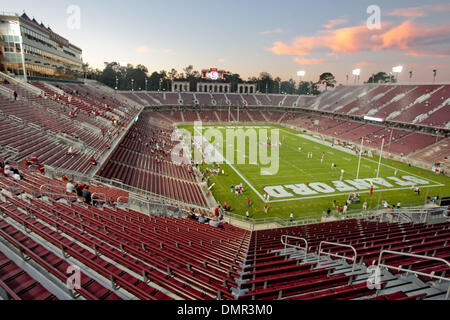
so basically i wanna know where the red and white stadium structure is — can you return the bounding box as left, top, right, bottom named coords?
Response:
left=0, top=14, right=449, bottom=301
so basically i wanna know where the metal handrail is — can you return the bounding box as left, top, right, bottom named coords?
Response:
left=377, top=250, right=450, bottom=300
left=92, top=192, right=106, bottom=205
left=281, top=235, right=308, bottom=260
left=39, top=184, right=77, bottom=202
left=117, top=196, right=128, bottom=204
left=318, top=241, right=358, bottom=273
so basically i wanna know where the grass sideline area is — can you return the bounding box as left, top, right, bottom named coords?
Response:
left=179, top=124, right=450, bottom=220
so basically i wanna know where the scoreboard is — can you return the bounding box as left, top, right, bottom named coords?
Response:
left=201, top=68, right=226, bottom=81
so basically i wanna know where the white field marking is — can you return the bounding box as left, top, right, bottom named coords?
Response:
left=343, top=157, right=352, bottom=161
left=280, top=128, right=442, bottom=186
left=363, top=165, right=371, bottom=169
left=198, top=126, right=445, bottom=203
left=267, top=183, right=445, bottom=203
left=194, top=126, right=265, bottom=201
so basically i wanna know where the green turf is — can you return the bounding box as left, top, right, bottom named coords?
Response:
left=178, top=124, right=450, bottom=220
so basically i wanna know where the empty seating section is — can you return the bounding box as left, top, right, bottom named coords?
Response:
left=163, top=93, right=180, bottom=105
left=301, top=84, right=450, bottom=129
left=247, top=111, right=266, bottom=122
left=0, top=251, right=57, bottom=300
left=282, top=95, right=298, bottom=107
left=226, top=94, right=243, bottom=106
left=180, top=93, right=195, bottom=105
left=98, top=112, right=208, bottom=207
left=0, top=116, right=93, bottom=174
left=0, top=185, right=250, bottom=300
left=388, top=133, right=441, bottom=155
left=240, top=220, right=450, bottom=300
left=411, top=138, right=450, bottom=164
left=196, top=93, right=213, bottom=106
left=183, top=111, right=199, bottom=122
left=0, top=80, right=140, bottom=175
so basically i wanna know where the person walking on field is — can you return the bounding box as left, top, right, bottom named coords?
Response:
left=264, top=203, right=269, bottom=214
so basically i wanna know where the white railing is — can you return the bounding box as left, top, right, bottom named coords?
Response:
left=39, top=184, right=77, bottom=202
left=281, top=235, right=308, bottom=260
left=317, top=241, right=358, bottom=273
left=377, top=250, right=450, bottom=300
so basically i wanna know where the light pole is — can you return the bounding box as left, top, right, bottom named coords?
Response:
left=433, top=69, right=437, bottom=83
left=352, top=69, right=361, bottom=85
left=297, top=71, right=305, bottom=94
left=145, top=78, right=148, bottom=91
left=115, top=76, right=118, bottom=92
left=392, top=66, right=403, bottom=83
left=131, top=79, right=134, bottom=91
left=297, top=71, right=305, bottom=83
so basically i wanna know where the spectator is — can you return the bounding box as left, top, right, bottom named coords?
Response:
left=82, top=186, right=92, bottom=205
left=67, top=147, right=74, bottom=156
left=13, top=91, right=18, bottom=101
left=198, top=213, right=208, bottom=224
left=12, top=168, right=22, bottom=181
left=66, top=180, right=75, bottom=193
left=363, top=202, right=368, bottom=211
left=30, top=156, right=39, bottom=166
left=187, top=211, right=197, bottom=220
left=214, top=206, right=220, bottom=219
left=75, top=183, right=85, bottom=197
left=90, top=156, right=97, bottom=166
left=37, top=164, right=45, bottom=174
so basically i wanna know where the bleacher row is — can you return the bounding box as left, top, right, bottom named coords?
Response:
left=0, top=173, right=448, bottom=300
left=0, top=167, right=250, bottom=300
left=98, top=112, right=208, bottom=207
left=0, top=78, right=141, bottom=174
left=121, top=91, right=305, bottom=108
left=306, top=84, right=450, bottom=129
left=239, top=219, right=450, bottom=300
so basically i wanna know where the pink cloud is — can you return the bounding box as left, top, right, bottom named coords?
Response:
left=323, top=18, right=348, bottom=29
left=268, top=20, right=450, bottom=61
left=387, top=3, right=450, bottom=17
left=261, top=28, right=283, bottom=35
left=355, top=61, right=373, bottom=67
left=294, top=57, right=326, bottom=65
left=136, top=46, right=150, bottom=53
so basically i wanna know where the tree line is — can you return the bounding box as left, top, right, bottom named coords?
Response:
left=82, top=62, right=397, bottom=95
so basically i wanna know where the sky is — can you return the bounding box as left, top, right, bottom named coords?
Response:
left=3, top=0, right=450, bottom=84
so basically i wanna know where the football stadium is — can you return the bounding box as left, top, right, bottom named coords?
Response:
left=0, top=0, right=449, bottom=307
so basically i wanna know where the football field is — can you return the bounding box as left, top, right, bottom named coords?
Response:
left=179, top=124, right=450, bottom=220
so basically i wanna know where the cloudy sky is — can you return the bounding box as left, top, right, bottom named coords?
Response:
left=4, top=0, right=450, bottom=84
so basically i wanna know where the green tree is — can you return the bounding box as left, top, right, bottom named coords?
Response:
left=367, top=72, right=396, bottom=84
left=318, top=72, right=336, bottom=91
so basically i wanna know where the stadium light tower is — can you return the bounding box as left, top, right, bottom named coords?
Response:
left=352, top=69, right=361, bottom=84
left=392, top=66, right=403, bottom=82
left=297, top=71, right=305, bottom=83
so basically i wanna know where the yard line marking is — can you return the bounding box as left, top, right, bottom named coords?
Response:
left=281, top=128, right=442, bottom=186
left=194, top=126, right=265, bottom=201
